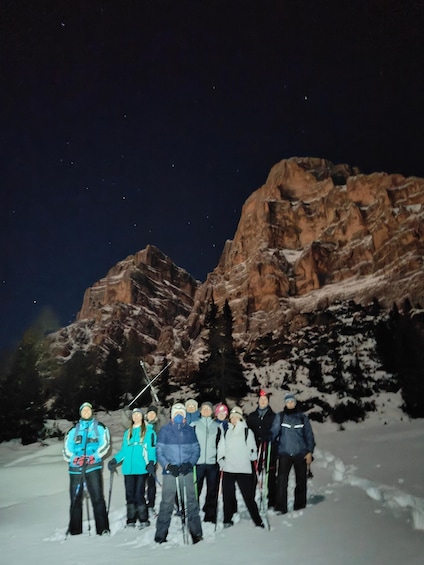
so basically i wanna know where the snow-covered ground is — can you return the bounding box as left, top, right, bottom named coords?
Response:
left=0, top=412, right=423, bottom=565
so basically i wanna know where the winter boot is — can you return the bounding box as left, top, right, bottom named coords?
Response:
left=137, top=504, right=149, bottom=527
left=126, top=503, right=137, bottom=526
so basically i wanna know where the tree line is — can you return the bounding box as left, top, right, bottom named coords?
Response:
left=0, top=300, right=249, bottom=443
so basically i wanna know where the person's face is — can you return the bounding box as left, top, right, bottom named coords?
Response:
left=132, top=411, right=143, bottom=424
left=216, top=410, right=227, bottom=421
left=230, top=414, right=241, bottom=426
left=146, top=410, right=156, bottom=422
left=285, top=399, right=296, bottom=409
left=186, top=404, right=197, bottom=413
left=258, top=396, right=269, bottom=409
left=80, top=406, right=92, bottom=420
left=201, top=405, right=213, bottom=418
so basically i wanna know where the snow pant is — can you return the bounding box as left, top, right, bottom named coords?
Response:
left=146, top=466, right=157, bottom=508
left=155, top=472, right=202, bottom=543
left=275, top=453, right=307, bottom=514
left=222, top=472, right=263, bottom=526
left=124, top=474, right=149, bottom=524
left=69, top=469, right=109, bottom=535
left=195, top=463, right=219, bottom=522
left=254, top=442, right=278, bottom=508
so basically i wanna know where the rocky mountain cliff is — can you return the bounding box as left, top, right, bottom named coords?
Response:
left=48, top=157, right=424, bottom=383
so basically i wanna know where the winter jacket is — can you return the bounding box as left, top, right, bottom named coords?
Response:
left=270, top=409, right=315, bottom=457
left=246, top=406, right=276, bottom=445
left=217, top=420, right=257, bottom=474
left=186, top=410, right=200, bottom=425
left=146, top=412, right=166, bottom=435
left=156, top=420, right=200, bottom=474
left=63, top=418, right=110, bottom=475
left=112, top=425, right=157, bottom=475
left=191, top=416, right=221, bottom=465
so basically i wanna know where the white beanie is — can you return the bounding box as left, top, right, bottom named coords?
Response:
left=171, top=403, right=186, bottom=419
left=229, top=406, right=243, bottom=420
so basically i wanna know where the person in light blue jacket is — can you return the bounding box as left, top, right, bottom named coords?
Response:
left=108, top=408, right=157, bottom=528
left=191, top=401, right=221, bottom=523
left=63, top=402, right=110, bottom=535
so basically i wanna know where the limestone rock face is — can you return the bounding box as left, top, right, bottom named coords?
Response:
left=49, top=245, right=199, bottom=360
left=186, top=157, right=424, bottom=343
left=78, top=245, right=198, bottom=322
left=48, top=157, right=424, bottom=377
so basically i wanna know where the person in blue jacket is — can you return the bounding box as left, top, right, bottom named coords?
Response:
left=154, top=402, right=203, bottom=544
left=63, top=402, right=110, bottom=535
left=270, top=393, right=315, bottom=515
left=108, top=408, right=156, bottom=528
left=185, top=398, right=200, bottom=424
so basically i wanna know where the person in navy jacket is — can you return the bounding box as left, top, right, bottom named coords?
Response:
left=154, top=403, right=203, bottom=544
left=108, top=408, right=157, bottom=527
left=63, top=402, right=110, bottom=535
left=270, top=393, right=315, bottom=514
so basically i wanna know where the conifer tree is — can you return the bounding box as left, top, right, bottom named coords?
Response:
left=194, top=299, right=250, bottom=403
left=0, top=328, right=46, bottom=443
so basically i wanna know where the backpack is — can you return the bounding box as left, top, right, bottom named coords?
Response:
left=217, top=426, right=249, bottom=445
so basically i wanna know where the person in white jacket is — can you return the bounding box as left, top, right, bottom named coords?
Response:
left=217, top=406, right=264, bottom=528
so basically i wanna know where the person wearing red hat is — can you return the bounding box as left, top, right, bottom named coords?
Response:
left=214, top=402, right=229, bottom=432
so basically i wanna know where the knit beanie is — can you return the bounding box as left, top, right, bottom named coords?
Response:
left=185, top=398, right=198, bottom=411
left=171, top=403, right=186, bottom=419
left=214, top=403, right=229, bottom=417
left=229, top=406, right=243, bottom=420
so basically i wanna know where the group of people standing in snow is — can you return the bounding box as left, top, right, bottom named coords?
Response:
left=62, top=391, right=315, bottom=544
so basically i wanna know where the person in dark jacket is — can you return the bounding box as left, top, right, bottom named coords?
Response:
left=270, top=393, right=315, bottom=515
left=154, top=403, right=203, bottom=544
left=145, top=405, right=166, bottom=513
left=246, top=390, right=277, bottom=508
left=63, top=402, right=110, bottom=535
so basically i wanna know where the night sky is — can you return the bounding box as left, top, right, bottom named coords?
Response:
left=1, top=0, right=423, bottom=352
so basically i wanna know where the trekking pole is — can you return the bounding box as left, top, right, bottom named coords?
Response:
left=176, top=476, right=188, bottom=544
left=215, top=469, right=223, bottom=532
left=262, top=442, right=271, bottom=530
left=193, top=465, right=198, bottom=500
left=182, top=475, right=190, bottom=544
left=140, top=360, right=160, bottom=403
left=128, top=362, right=171, bottom=407
left=84, top=482, right=92, bottom=536
left=107, top=469, right=115, bottom=515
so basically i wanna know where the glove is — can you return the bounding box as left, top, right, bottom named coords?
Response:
left=108, top=458, right=117, bottom=472
left=180, top=462, right=193, bottom=475
left=146, top=461, right=155, bottom=475
left=167, top=464, right=180, bottom=477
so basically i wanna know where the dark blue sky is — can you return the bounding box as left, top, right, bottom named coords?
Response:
left=1, top=0, right=423, bottom=352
